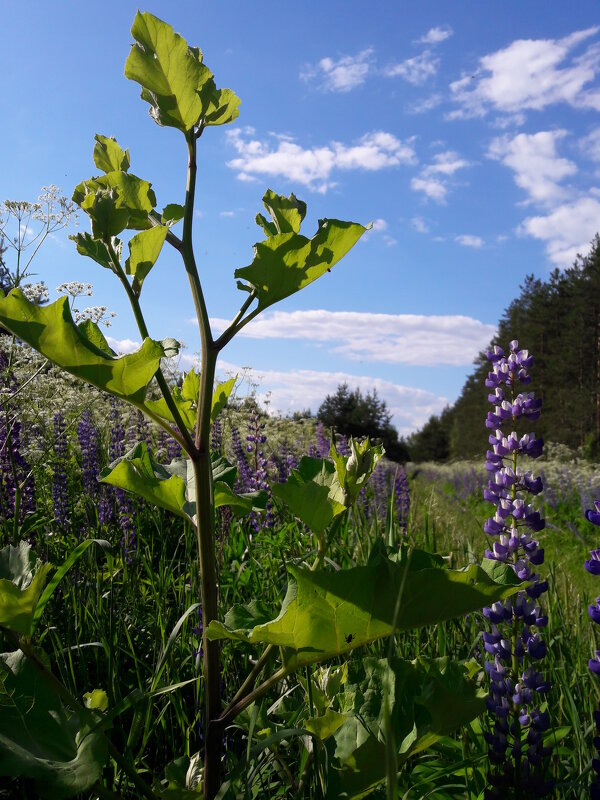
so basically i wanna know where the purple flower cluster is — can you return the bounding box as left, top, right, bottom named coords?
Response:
left=245, top=405, right=273, bottom=531
left=482, top=341, right=552, bottom=798
left=394, top=465, right=410, bottom=532
left=583, top=500, right=600, bottom=798
left=52, top=413, right=70, bottom=529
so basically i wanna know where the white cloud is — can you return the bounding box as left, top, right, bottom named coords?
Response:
left=209, top=358, right=448, bottom=435
left=300, top=48, right=374, bottom=92
left=411, top=150, right=471, bottom=203
left=371, top=218, right=388, bottom=232
left=488, top=130, right=577, bottom=204
left=455, top=234, right=484, bottom=248
left=580, top=127, right=600, bottom=161
left=417, top=25, right=453, bottom=45
left=519, top=197, right=600, bottom=264
left=227, top=129, right=417, bottom=192
left=106, top=336, right=141, bottom=354
left=383, top=234, right=398, bottom=247
left=219, top=210, right=235, bottom=217
left=408, top=93, right=443, bottom=114
left=384, top=51, right=439, bottom=84
left=209, top=309, right=495, bottom=367
left=449, top=27, right=600, bottom=119
left=411, top=216, right=429, bottom=233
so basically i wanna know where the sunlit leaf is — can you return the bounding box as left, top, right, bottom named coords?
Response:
left=204, top=86, right=240, bottom=126
left=125, top=12, right=213, bottom=132
left=0, top=290, right=164, bottom=404
left=100, top=444, right=267, bottom=522
left=235, top=192, right=366, bottom=312
left=211, top=377, right=236, bottom=422
left=125, top=225, right=168, bottom=292
left=271, top=457, right=346, bottom=532
left=93, top=134, right=130, bottom=173
left=69, top=233, right=118, bottom=272
left=206, top=541, right=525, bottom=669
left=0, top=649, right=108, bottom=797
left=0, top=542, right=52, bottom=635
left=162, top=204, right=185, bottom=225
left=73, top=171, right=156, bottom=235
left=329, top=437, right=384, bottom=506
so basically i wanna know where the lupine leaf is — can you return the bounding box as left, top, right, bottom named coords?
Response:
left=324, top=657, right=485, bottom=799
left=125, top=225, right=168, bottom=291
left=271, top=457, right=346, bottom=532
left=0, top=542, right=52, bottom=635
left=235, top=192, right=367, bottom=312
left=72, top=171, right=156, bottom=234
left=100, top=443, right=267, bottom=522
left=125, top=12, right=213, bottom=132
left=0, top=291, right=164, bottom=404
left=206, top=541, right=525, bottom=669
left=93, top=134, right=130, bottom=173
left=0, top=649, right=108, bottom=797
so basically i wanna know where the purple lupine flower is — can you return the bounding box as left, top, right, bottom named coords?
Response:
left=211, top=417, right=223, bottom=455
left=245, top=405, right=273, bottom=531
left=78, top=410, right=100, bottom=501
left=394, top=465, right=410, bottom=533
left=315, top=421, right=330, bottom=458
left=52, top=413, right=70, bottom=530
left=482, top=341, right=552, bottom=799
left=231, top=424, right=253, bottom=493
left=583, top=501, right=600, bottom=797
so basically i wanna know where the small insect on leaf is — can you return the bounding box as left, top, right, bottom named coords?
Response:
left=345, top=633, right=355, bottom=644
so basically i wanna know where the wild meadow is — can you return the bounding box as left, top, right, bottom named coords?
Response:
left=1, top=11, right=599, bottom=800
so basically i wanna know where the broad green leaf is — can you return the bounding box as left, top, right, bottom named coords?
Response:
left=0, top=649, right=108, bottom=797
left=211, top=377, right=236, bottom=422
left=305, top=709, right=346, bottom=740
left=73, top=171, right=156, bottom=234
left=0, top=291, right=164, bottom=404
left=83, top=690, right=109, bottom=713
left=206, top=542, right=525, bottom=669
left=70, top=232, right=119, bottom=271
left=182, top=369, right=200, bottom=403
left=255, top=190, right=307, bottom=236
left=0, top=542, right=52, bottom=635
left=329, top=437, right=384, bottom=506
left=93, top=134, right=130, bottom=173
left=125, top=12, right=213, bottom=132
left=77, top=319, right=115, bottom=356
left=271, top=457, right=346, bottom=532
left=204, top=86, right=241, bottom=126
left=125, top=225, right=168, bottom=292
left=162, top=204, right=185, bottom=225
left=100, top=443, right=267, bottom=522
left=235, top=192, right=366, bottom=312
left=144, top=388, right=196, bottom=431
left=326, top=657, right=485, bottom=799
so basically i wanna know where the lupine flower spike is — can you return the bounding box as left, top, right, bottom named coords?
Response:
left=482, top=341, right=552, bottom=798
left=583, top=500, right=600, bottom=798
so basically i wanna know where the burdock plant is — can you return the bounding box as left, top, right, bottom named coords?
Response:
left=482, top=340, right=552, bottom=797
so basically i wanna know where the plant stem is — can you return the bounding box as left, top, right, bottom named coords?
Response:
left=218, top=666, right=289, bottom=728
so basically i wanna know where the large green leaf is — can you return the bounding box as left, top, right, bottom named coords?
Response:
left=70, top=232, right=120, bottom=272
left=325, top=657, right=485, bottom=799
left=206, top=542, right=524, bottom=669
left=204, top=86, right=240, bottom=126
left=0, top=650, right=107, bottom=798
left=235, top=191, right=367, bottom=312
left=0, top=290, right=164, bottom=404
left=144, top=373, right=236, bottom=432
left=125, top=225, right=168, bottom=292
left=124, top=12, right=213, bottom=132
left=271, top=457, right=346, bottom=532
left=93, top=134, right=130, bottom=173
left=73, top=171, right=156, bottom=235
left=100, top=443, right=267, bottom=522
left=0, top=542, right=52, bottom=635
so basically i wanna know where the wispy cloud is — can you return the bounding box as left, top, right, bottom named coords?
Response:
left=580, top=127, right=600, bottom=161
left=411, top=216, right=430, bottom=233
left=449, top=27, right=600, bottom=119
left=226, top=129, right=417, bottom=192
left=411, top=150, right=471, bottom=203
left=208, top=309, right=495, bottom=367
left=519, top=197, right=600, bottom=265
left=384, top=50, right=440, bottom=85
left=300, top=48, right=374, bottom=92
left=488, top=130, right=577, bottom=204
left=417, top=25, right=453, bottom=45
left=455, top=234, right=484, bottom=248
left=207, top=358, right=449, bottom=435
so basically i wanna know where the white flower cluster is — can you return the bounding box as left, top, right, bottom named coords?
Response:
left=56, top=282, right=94, bottom=298
left=73, top=306, right=117, bottom=327
left=21, top=282, right=49, bottom=304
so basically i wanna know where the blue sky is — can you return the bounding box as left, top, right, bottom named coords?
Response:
left=2, top=1, right=600, bottom=434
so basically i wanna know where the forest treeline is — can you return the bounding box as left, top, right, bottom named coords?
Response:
left=405, top=235, right=600, bottom=463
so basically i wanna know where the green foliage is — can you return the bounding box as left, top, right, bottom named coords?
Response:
left=207, top=541, right=523, bottom=670
left=235, top=191, right=366, bottom=312
left=0, top=542, right=52, bottom=635
left=272, top=456, right=347, bottom=532
left=0, top=649, right=108, bottom=798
